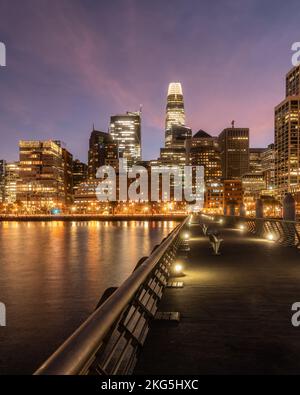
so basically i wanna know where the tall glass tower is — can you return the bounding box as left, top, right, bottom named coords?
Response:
left=165, top=83, right=186, bottom=147
left=109, top=111, right=141, bottom=165
left=165, top=82, right=185, bottom=131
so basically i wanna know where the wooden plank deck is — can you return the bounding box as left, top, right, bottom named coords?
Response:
left=134, top=221, right=300, bottom=374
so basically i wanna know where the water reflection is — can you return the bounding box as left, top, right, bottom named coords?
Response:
left=0, top=220, right=177, bottom=374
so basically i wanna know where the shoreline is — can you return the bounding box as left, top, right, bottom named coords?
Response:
left=0, top=214, right=187, bottom=222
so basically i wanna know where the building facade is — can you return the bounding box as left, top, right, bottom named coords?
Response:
left=165, top=82, right=186, bottom=145
left=261, top=143, right=275, bottom=190
left=62, top=147, right=74, bottom=206
left=275, top=65, right=300, bottom=201
left=219, top=126, right=249, bottom=179
left=4, top=162, right=19, bottom=204
left=286, top=65, right=300, bottom=97
left=241, top=173, right=266, bottom=214
left=249, top=148, right=265, bottom=174
left=165, top=125, right=192, bottom=148
left=0, top=160, right=5, bottom=203
left=223, top=179, right=243, bottom=213
left=17, top=140, right=65, bottom=209
left=186, top=130, right=223, bottom=211
left=72, top=159, right=88, bottom=195
left=109, top=112, right=141, bottom=165
left=88, top=129, right=118, bottom=178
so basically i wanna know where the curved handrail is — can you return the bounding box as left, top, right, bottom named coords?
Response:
left=35, top=217, right=189, bottom=375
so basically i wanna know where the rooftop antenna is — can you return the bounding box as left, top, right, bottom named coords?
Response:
left=139, top=104, right=143, bottom=115
left=92, top=123, right=95, bottom=131
left=231, top=120, right=235, bottom=128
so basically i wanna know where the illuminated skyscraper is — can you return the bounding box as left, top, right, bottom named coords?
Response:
left=109, top=112, right=141, bottom=165
left=4, top=162, right=19, bottom=203
left=218, top=126, right=249, bottom=179
left=165, top=125, right=192, bottom=148
left=249, top=148, right=265, bottom=174
left=261, top=144, right=275, bottom=190
left=72, top=160, right=88, bottom=194
left=286, top=65, right=300, bottom=96
left=55, top=141, right=74, bottom=206
left=165, top=83, right=185, bottom=144
left=88, top=129, right=118, bottom=178
left=17, top=140, right=65, bottom=208
left=0, top=160, right=5, bottom=203
left=275, top=66, right=300, bottom=200
left=186, top=130, right=223, bottom=211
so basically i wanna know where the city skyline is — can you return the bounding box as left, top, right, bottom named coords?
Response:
left=0, top=0, right=300, bottom=163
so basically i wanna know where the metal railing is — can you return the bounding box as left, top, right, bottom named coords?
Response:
left=215, top=215, right=300, bottom=247
left=35, top=217, right=188, bottom=375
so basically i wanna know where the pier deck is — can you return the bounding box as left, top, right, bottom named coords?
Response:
left=134, top=220, right=300, bottom=374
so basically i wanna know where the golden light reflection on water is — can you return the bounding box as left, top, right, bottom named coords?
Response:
left=0, top=219, right=179, bottom=373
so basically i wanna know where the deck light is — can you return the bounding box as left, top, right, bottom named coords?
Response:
left=239, top=224, right=245, bottom=231
left=174, top=263, right=183, bottom=275
left=183, top=232, right=190, bottom=240
left=267, top=233, right=274, bottom=241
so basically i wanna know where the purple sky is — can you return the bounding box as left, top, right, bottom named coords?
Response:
left=0, top=0, right=299, bottom=163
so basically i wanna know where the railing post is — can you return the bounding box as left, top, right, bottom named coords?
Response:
left=283, top=193, right=296, bottom=221
left=229, top=203, right=235, bottom=216
left=239, top=203, right=246, bottom=217
left=283, top=193, right=296, bottom=246
left=225, top=203, right=236, bottom=227
left=255, top=199, right=264, bottom=236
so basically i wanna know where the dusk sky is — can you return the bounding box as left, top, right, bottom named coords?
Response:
left=0, top=0, right=299, bottom=163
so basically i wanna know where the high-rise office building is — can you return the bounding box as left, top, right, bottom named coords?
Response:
left=249, top=148, right=265, bottom=174
left=159, top=147, right=187, bottom=168
left=187, top=130, right=222, bottom=182
left=74, top=179, right=103, bottom=212
left=261, top=143, right=275, bottom=190
left=275, top=99, right=300, bottom=196
left=72, top=159, right=88, bottom=194
left=165, top=125, right=192, bottom=148
left=88, top=129, right=119, bottom=178
left=242, top=173, right=266, bottom=213
left=218, top=126, right=249, bottom=179
left=186, top=130, right=223, bottom=211
left=223, top=180, right=243, bottom=213
left=286, top=65, right=300, bottom=97
left=0, top=160, right=5, bottom=203
left=275, top=66, right=300, bottom=200
left=4, top=162, right=19, bottom=203
left=62, top=147, right=74, bottom=205
left=241, top=148, right=266, bottom=207
left=109, top=112, right=141, bottom=165
left=54, top=141, right=74, bottom=206
left=18, top=140, right=65, bottom=208
left=165, top=82, right=186, bottom=145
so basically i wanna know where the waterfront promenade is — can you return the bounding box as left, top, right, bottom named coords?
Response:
left=135, top=218, right=300, bottom=375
